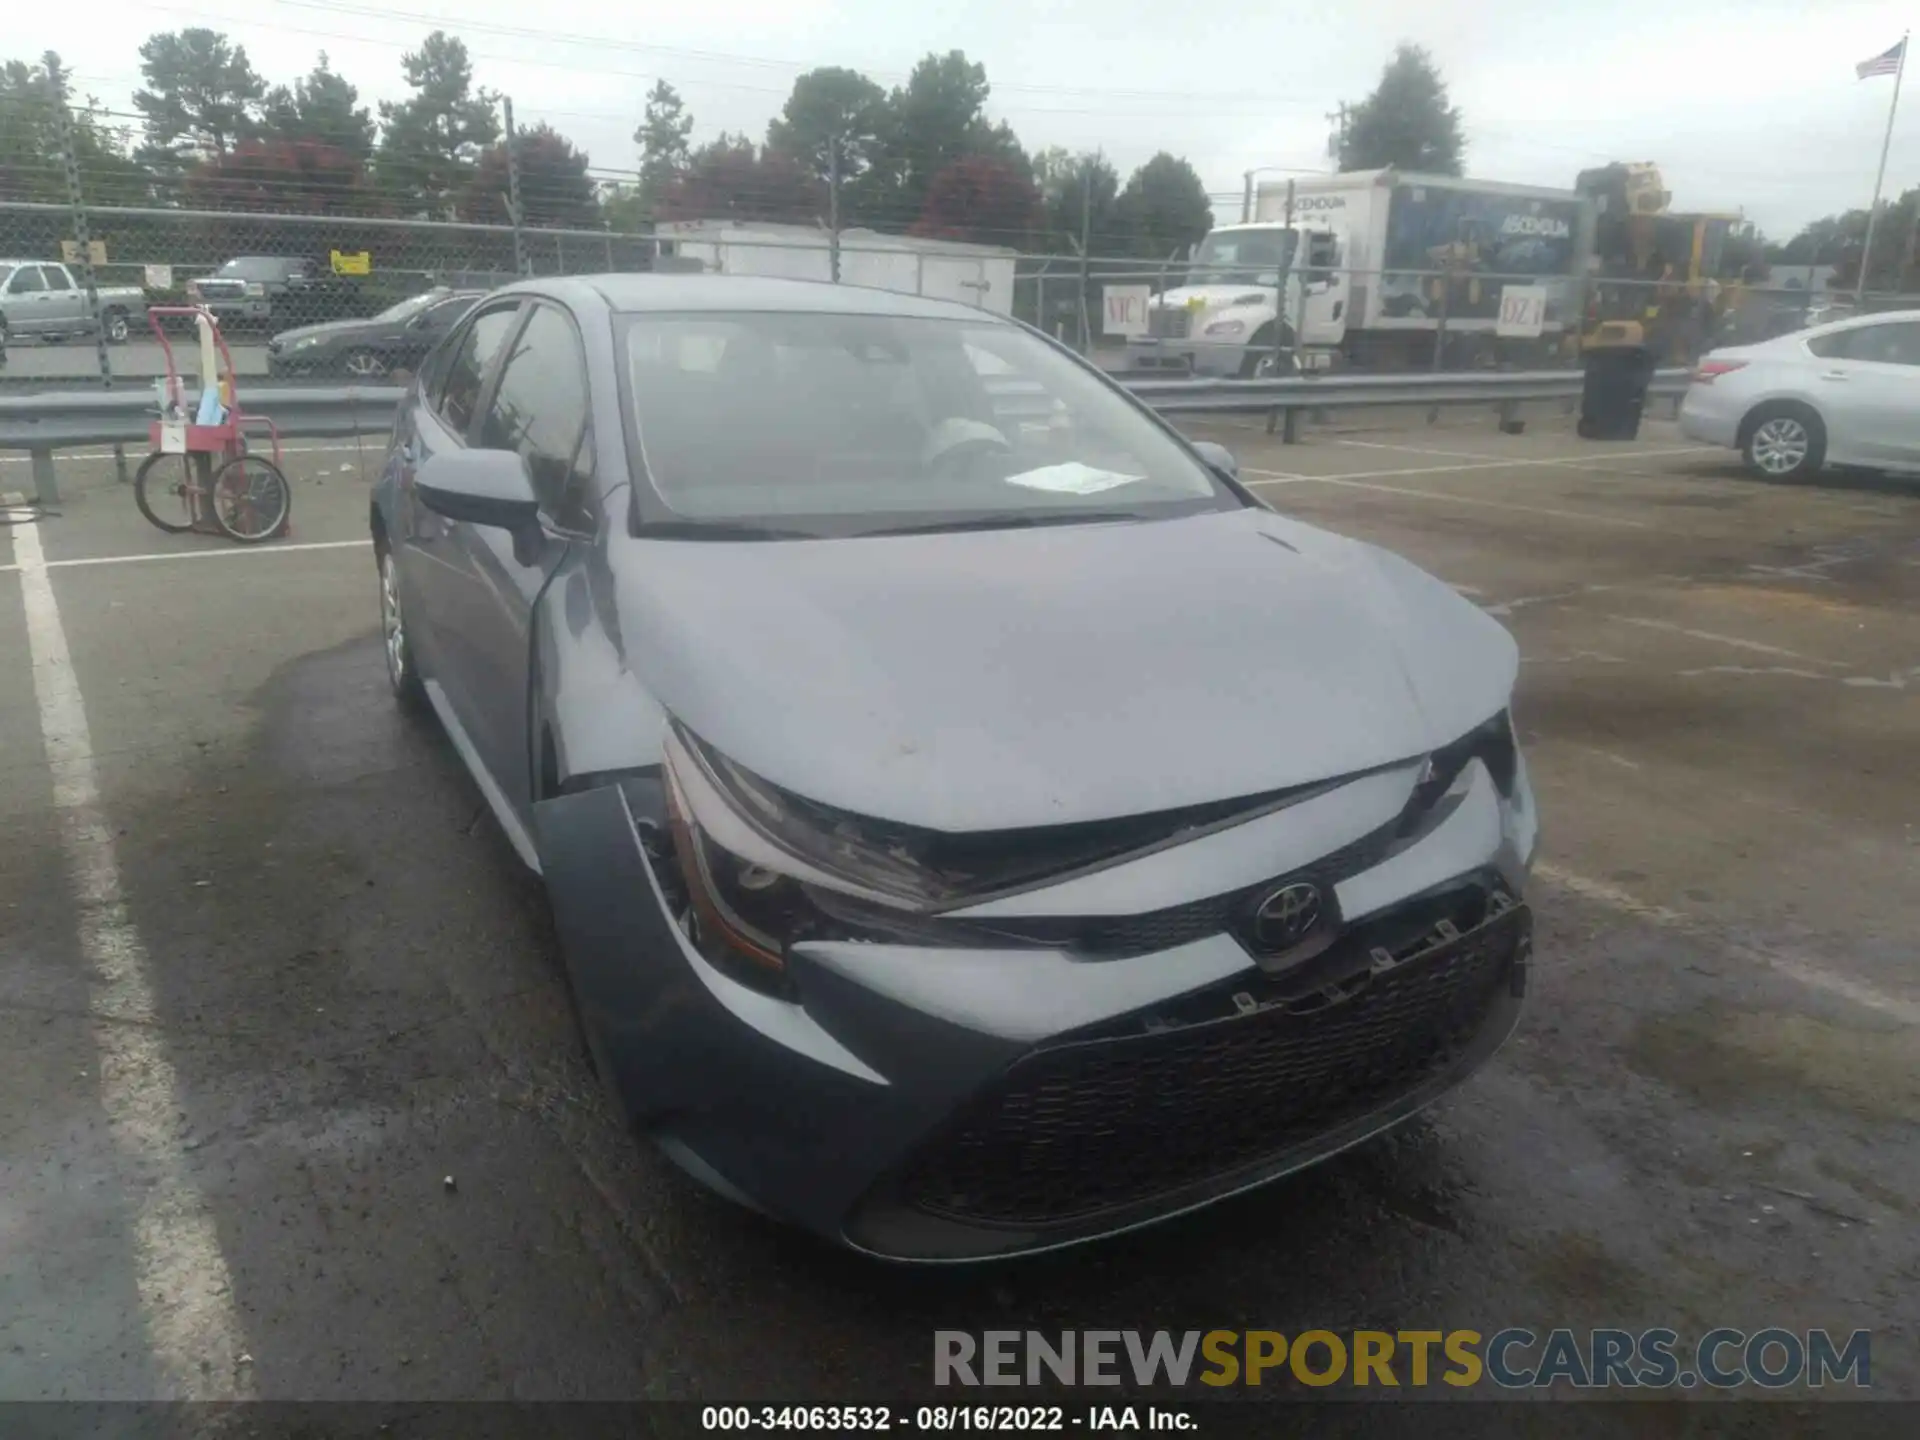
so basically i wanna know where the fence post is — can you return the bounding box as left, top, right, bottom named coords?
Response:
left=49, top=64, right=112, bottom=397
left=602, top=220, right=614, bottom=271
left=827, top=133, right=842, bottom=283
left=503, top=97, right=528, bottom=276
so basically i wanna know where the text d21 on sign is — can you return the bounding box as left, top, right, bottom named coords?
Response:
left=1496, top=285, right=1548, bottom=339
left=1103, top=284, right=1152, bottom=340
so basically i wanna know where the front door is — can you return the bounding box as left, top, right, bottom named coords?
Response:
left=399, top=300, right=523, bottom=724
left=444, top=300, right=597, bottom=826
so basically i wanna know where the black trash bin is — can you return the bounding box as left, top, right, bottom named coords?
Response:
left=1578, top=343, right=1656, bottom=441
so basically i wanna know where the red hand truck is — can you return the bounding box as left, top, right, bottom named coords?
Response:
left=133, top=306, right=293, bottom=543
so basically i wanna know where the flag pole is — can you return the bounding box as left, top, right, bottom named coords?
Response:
left=1856, top=31, right=1909, bottom=305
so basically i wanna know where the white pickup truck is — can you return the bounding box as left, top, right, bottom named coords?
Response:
left=0, top=259, right=149, bottom=345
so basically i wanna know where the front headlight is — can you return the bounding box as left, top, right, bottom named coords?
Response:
left=1204, top=319, right=1247, bottom=337
left=244, top=282, right=266, bottom=297
left=661, top=726, right=959, bottom=993
left=291, top=334, right=323, bottom=350
left=1396, top=711, right=1517, bottom=838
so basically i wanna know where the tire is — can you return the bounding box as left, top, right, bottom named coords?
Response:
left=134, top=452, right=200, bottom=534
left=208, top=454, right=292, bottom=542
left=341, top=348, right=390, bottom=380
left=102, top=309, right=130, bottom=344
left=1741, top=403, right=1826, bottom=481
left=377, top=545, right=429, bottom=713
left=1238, top=325, right=1299, bottom=378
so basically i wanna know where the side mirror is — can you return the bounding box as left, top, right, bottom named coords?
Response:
left=1190, top=439, right=1239, bottom=481
left=416, top=449, right=540, bottom=533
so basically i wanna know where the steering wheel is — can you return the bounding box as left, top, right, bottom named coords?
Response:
left=922, top=417, right=1014, bottom=483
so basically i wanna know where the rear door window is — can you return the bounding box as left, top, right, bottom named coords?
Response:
left=435, top=303, right=522, bottom=438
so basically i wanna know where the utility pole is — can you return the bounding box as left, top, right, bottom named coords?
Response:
left=503, top=96, right=528, bottom=276
left=1325, top=102, right=1350, bottom=169
left=828, top=131, right=842, bottom=283
left=1241, top=171, right=1253, bottom=224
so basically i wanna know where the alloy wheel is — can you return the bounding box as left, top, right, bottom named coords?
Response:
left=1750, top=416, right=1809, bottom=475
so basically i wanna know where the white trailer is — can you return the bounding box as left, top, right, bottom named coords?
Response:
left=653, top=222, right=1018, bottom=316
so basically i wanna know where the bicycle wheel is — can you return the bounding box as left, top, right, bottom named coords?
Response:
left=133, top=452, right=200, bottom=534
left=209, top=453, right=292, bottom=543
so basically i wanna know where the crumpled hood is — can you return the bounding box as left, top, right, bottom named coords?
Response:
left=269, top=319, right=362, bottom=347
left=615, top=508, right=1518, bottom=832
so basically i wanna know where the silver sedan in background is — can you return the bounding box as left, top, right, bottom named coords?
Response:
left=1681, top=310, right=1920, bottom=479
left=370, top=274, right=1538, bottom=1261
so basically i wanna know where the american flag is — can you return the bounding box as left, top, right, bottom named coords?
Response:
left=1856, top=38, right=1905, bottom=78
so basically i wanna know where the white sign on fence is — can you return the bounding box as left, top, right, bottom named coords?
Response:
left=1102, top=284, right=1152, bottom=339
left=144, top=264, right=174, bottom=290
left=1496, top=285, right=1548, bottom=338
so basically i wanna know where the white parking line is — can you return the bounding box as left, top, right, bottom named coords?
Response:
left=1244, top=468, right=1652, bottom=529
left=0, top=443, right=373, bottom=467
left=1538, top=863, right=1920, bottom=1026
left=1604, top=614, right=1843, bottom=666
left=0, top=538, right=370, bottom=575
left=8, top=520, right=251, bottom=1399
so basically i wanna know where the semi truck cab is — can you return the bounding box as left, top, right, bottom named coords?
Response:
left=1125, top=223, right=1347, bottom=377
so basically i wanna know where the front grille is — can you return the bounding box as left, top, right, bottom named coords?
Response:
left=898, top=902, right=1525, bottom=1228
left=964, top=821, right=1395, bottom=957
left=1148, top=306, right=1191, bottom=339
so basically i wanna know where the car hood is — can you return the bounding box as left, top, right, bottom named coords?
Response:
left=612, top=508, right=1518, bottom=832
left=269, top=318, right=373, bottom=347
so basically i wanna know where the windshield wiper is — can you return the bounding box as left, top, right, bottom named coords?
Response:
left=631, top=519, right=815, bottom=541
left=860, top=510, right=1150, bottom=538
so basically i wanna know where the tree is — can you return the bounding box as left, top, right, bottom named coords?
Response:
left=182, top=138, right=381, bottom=216
left=1034, top=148, right=1120, bottom=254
left=133, top=28, right=266, bottom=175
left=1774, top=190, right=1920, bottom=291
left=0, top=54, right=149, bottom=207
left=912, top=156, right=1039, bottom=246
left=870, top=50, right=993, bottom=227
left=464, top=122, right=598, bottom=227
left=374, top=32, right=500, bottom=218
left=656, top=134, right=824, bottom=224
left=634, top=79, right=692, bottom=209
left=262, top=54, right=375, bottom=164
left=766, top=66, right=890, bottom=219
left=1338, top=43, right=1464, bottom=176
left=1117, top=153, right=1212, bottom=259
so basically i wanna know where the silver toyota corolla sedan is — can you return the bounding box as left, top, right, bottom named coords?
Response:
left=370, top=274, right=1538, bottom=1262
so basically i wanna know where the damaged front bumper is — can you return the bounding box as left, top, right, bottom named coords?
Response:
left=534, top=751, right=1538, bottom=1262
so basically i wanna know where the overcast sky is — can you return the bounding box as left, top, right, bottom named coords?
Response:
left=11, top=0, right=1916, bottom=241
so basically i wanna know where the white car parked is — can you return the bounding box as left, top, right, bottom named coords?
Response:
left=1679, top=310, right=1920, bottom=479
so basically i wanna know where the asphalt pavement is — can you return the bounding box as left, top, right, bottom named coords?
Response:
left=2, top=413, right=1917, bottom=1407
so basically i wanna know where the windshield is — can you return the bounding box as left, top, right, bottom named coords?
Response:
left=1188, top=229, right=1296, bottom=285
left=374, top=291, right=447, bottom=322
left=621, top=311, right=1238, bottom=537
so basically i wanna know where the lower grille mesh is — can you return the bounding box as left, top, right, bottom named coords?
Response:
left=899, top=907, right=1524, bottom=1228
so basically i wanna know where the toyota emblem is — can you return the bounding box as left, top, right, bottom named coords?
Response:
left=1251, top=882, right=1324, bottom=952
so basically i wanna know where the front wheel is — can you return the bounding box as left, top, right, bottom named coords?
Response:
left=1239, top=325, right=1298, bottom=378
left=342, top=348, right=390, bottom=380
left=102, top=309, right=130, bottom=344
left=134, top=452, right=201, bottom=533
left=209, top=454, right=292, bottom=542
left=1742, top=404, right=1825, bottom=480
left=378, top=546, right=428, bottom=712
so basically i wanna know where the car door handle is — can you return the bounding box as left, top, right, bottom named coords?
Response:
left=1819, top=371, right=1849, bottom=381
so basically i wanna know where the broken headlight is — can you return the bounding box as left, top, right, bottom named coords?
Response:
left=1397, top=711, right=1517, bottom=837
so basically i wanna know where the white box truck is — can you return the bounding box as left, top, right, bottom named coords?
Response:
left=1125, top=168, right=1592, bottom=375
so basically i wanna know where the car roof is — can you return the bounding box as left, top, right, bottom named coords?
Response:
left=496, top=272, right=1004, bottom=324
left=1793, top=307, right=1920, bottom=340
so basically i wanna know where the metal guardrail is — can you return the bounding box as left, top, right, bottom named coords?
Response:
left=1, top=369, right=1692, bottom=506
left=0, top=385, right=405, bottom=503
